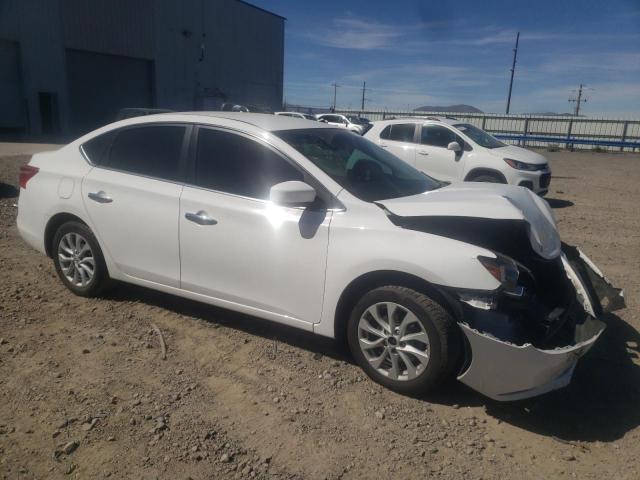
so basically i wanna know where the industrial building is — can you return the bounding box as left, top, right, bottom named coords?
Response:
left=0, top=0, right=285, bottom=140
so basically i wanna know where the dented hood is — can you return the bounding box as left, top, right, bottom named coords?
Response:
left=377, top=183, right=561, bottom=259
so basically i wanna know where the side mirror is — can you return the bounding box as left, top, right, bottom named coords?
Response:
left=447, top=141, right=462, bottom=152
left=269, top=181, right=316, bottom=206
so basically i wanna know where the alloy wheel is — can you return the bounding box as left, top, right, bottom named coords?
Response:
left=57, top=232, right=95, bottom=288
left=357, top=302, right=431, bottom=381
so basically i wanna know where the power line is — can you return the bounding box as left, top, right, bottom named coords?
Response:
left=568, top=83, right=590, bottom=116
left=506, top=31, right=520, bottom=114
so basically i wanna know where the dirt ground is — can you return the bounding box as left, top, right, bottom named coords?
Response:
left=1, top=144, right=639, bottom=480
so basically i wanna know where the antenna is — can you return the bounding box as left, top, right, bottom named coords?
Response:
left=506, top=32, right=520, bottom=114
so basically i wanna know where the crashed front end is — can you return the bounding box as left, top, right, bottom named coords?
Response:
left=380, top=186, right=625, bottom=401
left=454, top=245, right=624, bottom=401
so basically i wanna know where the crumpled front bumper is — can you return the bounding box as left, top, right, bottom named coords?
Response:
left=456, top=248, right=625, bottom=401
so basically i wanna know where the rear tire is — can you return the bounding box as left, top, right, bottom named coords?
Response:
left=52, top=221, right=110, bottom=297
left=347, top=286, right=460, bottom=395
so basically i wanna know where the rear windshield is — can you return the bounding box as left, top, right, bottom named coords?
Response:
left=274, top=128, right=440, bottom=202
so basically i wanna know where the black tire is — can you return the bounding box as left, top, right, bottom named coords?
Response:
left=470, top=173, right=504, bottom=183
left=52, top=221, right=110, bottom=297
left=347, top=285, right=460, bottom=395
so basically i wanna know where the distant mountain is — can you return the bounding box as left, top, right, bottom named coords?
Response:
left=414, top=104, right=483, bottom=113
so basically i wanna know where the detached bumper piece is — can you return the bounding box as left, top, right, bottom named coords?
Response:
left=456, top=246, right=625, bottom=401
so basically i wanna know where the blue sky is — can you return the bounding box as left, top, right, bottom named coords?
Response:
left=251, top=0, right=640, bottom=116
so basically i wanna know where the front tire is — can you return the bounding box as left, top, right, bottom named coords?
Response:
left=52, top=221, right=109, bottom=297
left=470, top=173, right=504, bottom=183
left=347, top=286, right=460, bottom=395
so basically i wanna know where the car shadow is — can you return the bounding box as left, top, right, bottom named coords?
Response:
left=546, top=198, right=575, bottom=209
left=103, top=282, right=348, bottom=362
left=0, top=182, right=19, bottom=199
left=104, top=284, right=640, bottom=442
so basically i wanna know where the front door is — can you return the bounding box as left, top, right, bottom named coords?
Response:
left=179, top=127, right=331, bottom=325
left=416, top=124, right=465, bottom=182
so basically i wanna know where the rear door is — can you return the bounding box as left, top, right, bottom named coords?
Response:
left=378, top=123, right=418, bottom=167
left=81, top=124, right=189, bottom=286
left=416, top=124, right=466, bottom=181
left=179, top=126, right=332, bottom=325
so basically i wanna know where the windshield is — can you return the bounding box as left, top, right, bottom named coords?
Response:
left=274, top=128, right=440, bottom=201
left=302, top=114, right=316, bottom=120
left=454, top=123, right=505, bottom=149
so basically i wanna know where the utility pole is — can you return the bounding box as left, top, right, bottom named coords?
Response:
left=506, top=31, right=520, bottom=114
left=331, top=82, right=339, bottom=112
left=361, top=81, right=366, bottom=111
left=569, top=84, right=588, bottom=116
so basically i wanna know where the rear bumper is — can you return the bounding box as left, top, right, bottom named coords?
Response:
left=456, top=248, right=624, bottom=401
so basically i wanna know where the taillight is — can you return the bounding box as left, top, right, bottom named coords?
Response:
left=19, top=165, right=39, bottom=189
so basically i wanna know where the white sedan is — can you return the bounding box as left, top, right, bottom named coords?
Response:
left=17, top=112, right=623, bottom=400
left=315, top=113, right=364, bottom=134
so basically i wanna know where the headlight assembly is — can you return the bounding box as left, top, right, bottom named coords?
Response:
left=503, top=158, right=546, bottom=171
left=478, top=254, right=520, bottom=294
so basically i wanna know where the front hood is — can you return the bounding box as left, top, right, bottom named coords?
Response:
left=377, top=183, right=561, bottom=259
left=489, top=145, right=548, bottom=165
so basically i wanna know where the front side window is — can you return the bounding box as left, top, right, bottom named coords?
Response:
left=195, top=128, right=303, bottom=200
left=454, top=123, right=505, bottom=149
left=420, top=125, right=460, bottom=148
left=275, top=128, right=440, bottom=202
left=106, top=125, right=186, bottom=181
left=380, top=123, right=416, bottom=143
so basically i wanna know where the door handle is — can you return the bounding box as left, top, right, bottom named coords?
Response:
left=88, top=191, right=113, bottom=203
left=380, top=143, right=389, bottom=148
left=185, top=210, right=218, bottom=225
left=418, top=151, right=429, bottom=156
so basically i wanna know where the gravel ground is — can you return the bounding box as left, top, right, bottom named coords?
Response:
left=1, top=146, right=639, bottom=479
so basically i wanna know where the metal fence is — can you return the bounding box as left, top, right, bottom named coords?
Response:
left=334, top=108, right=640, bottom=152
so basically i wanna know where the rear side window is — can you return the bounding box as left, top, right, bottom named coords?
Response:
left=106, top=125, right=186, bottom=181
left=195, top=128, right=303, bottom=200
left=380, top=123, right=416, bottom=142
left=421, top=125, right=460, bottom=148
left=81, top=131, right=116, bottom=166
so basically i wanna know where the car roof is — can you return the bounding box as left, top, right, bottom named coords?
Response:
left=372, top=116, right=461, bottom=126
left=120, top=111, right=330, bottom=131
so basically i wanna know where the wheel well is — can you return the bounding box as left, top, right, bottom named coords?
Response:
left=44, top=213, right=87, bottom=257
left=333, top=270, right=462, bottom=348
left=464, top=168, right=507, bottom=183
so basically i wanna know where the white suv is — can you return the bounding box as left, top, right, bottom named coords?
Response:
left=365, top=117, right=551, bottom=195
left=316, top=114, right=364, bottom=134
left=17, top=113, right=622, bottom=401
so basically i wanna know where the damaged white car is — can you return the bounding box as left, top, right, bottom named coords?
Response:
left=17, top=113, right=625, bottom=401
